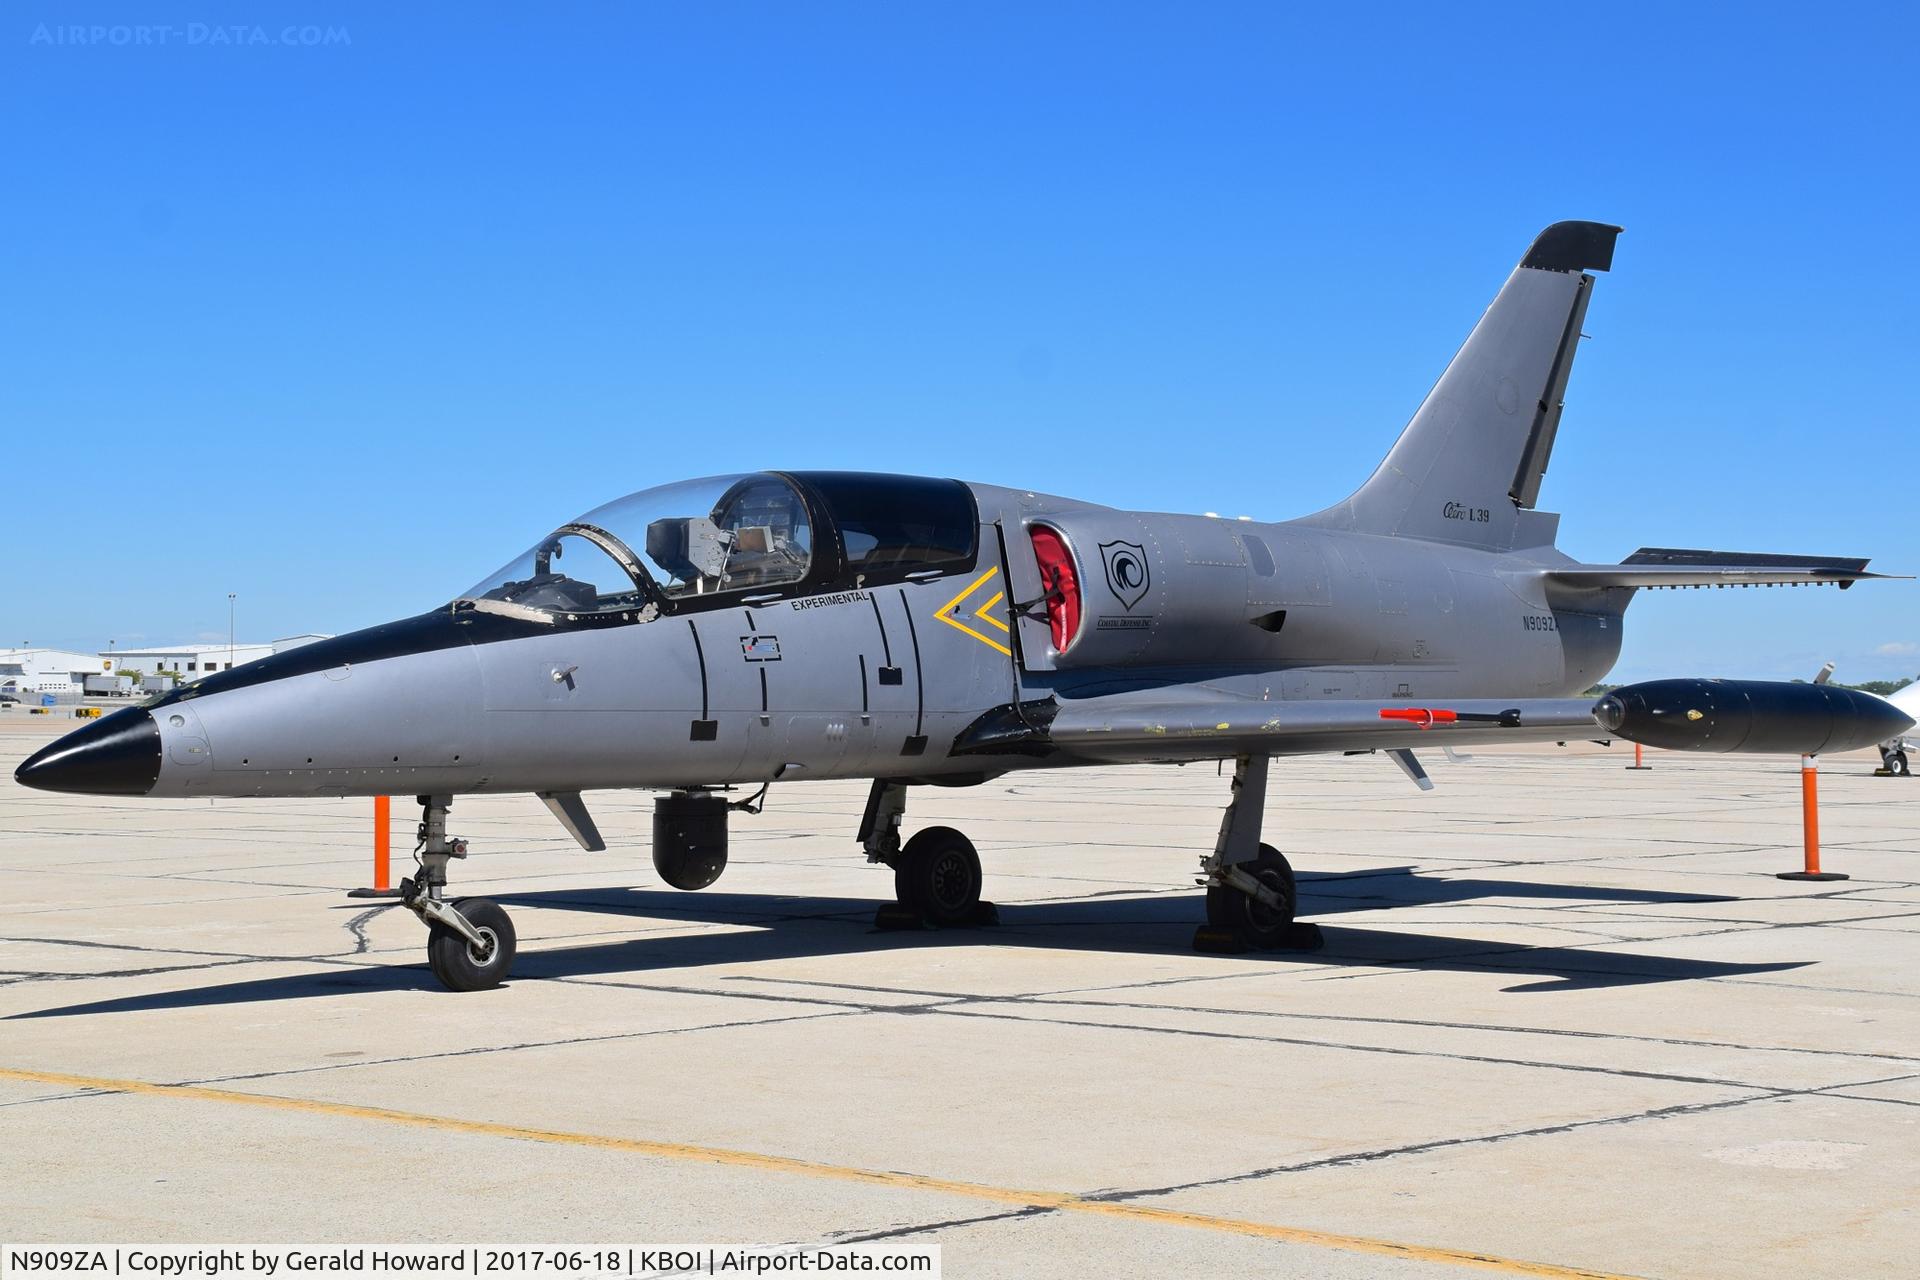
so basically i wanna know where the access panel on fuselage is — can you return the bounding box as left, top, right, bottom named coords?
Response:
left=685, top=525, right=1017, bottom=780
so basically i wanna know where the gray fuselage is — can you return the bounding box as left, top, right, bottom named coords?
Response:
left=134, top=479, right=1623, bottom=801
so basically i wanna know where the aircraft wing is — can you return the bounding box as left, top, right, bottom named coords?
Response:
left=954, top=696, right=1605, bottom=765
left=952, top=678, right=1913, bottom=765
left=1543, top=547, right=1893, bottom=590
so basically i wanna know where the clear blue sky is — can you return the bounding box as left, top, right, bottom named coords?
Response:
left=2, top=3, right=1915, bottom=682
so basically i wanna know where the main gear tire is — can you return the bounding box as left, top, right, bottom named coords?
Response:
left=893, top=826, right=983, bottom=927
left=1204, top=844, right=1298, bottom=951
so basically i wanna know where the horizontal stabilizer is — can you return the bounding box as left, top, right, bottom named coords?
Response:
left=1545, top=547, right=1894, bottom=591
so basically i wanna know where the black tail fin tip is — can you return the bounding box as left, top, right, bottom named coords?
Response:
left=1522, top=221, right=1623, bottom=273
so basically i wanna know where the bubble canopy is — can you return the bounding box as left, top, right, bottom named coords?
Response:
left=457, top=471, right=980, bottom=619
left=459, top=473, right=815, bottom=615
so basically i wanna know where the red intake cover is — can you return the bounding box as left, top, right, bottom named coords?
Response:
left=1029, top=524, right=1081, bottom=652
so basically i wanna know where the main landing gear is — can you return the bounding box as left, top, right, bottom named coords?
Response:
left=398, top=794, right=517, bottom=992
left=1193, top=754, right=1320, bottom=954
left=860, top=781, right=998, bottom=929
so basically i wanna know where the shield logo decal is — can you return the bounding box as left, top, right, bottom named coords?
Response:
left=1099, top=540, right=1151, bottom=611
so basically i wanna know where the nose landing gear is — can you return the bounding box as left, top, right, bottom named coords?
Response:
left=423, top=897, right=516, bottom=991
left=399, top=794, right=517, bottom=991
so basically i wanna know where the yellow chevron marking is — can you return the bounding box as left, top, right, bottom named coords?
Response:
left=934, top=567, right=1012, bottom=656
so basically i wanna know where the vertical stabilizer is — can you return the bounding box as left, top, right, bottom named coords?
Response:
left=1298, top=221, right=1619, bottom=550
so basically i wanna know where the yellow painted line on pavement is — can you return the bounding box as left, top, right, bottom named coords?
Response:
left=1, top=1064, right=1637, bottom=1280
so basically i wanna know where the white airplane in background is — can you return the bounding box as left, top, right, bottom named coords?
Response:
left=1877, top=681, right=1920, bottom=775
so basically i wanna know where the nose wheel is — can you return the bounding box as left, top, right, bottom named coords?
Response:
left=426, top=898, right=517, bottom=991
left=401, top=794, right=518, bottom=991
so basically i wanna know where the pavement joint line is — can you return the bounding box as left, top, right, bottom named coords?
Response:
left=1818, top=1090, right=1920, bottom=1108
left=999, top=996, right=1920, bottom=1064
left=733, top=974, right=1920, bottom=1066
left=1361, top=949, right=1902, bottom=996
left=0, top=957, right=265, bottom=985
left=0, top=934, right=275, bottom=959
left=0, top=935, right=892, bottom=1005
left=1268, top=925, right=1819, bottom=988
left=0, top=1087, right=111, bottom=1109
left=185, top=1008, right=861, bottom=1085
left=1624, top=913, right=1920, bottom=941
left=1694, top=975, right=1920, bottom=1001
left=546, top=975, right=972, bottom=1015
left=737, top=978, right=1920, bottom=1073
left=0, top=1064, right=1643, bottom=1280
left=1, top=888, right=326, bottom=916
left=825, top=1206, right=1052, bottom=1244
left=925, top=1005, right=1779, bottom=1090
left=1101, top=1068, right=1920, bottom=1202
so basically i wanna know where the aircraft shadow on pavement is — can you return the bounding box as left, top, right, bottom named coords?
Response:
left=10, top=868, right=1805, bottom=1017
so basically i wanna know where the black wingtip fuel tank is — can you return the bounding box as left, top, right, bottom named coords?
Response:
left=1595, top=679, right=1914, bottom=755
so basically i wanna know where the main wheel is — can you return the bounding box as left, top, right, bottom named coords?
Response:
left=894, top=826, right=983, bottom=927
left=427, top=897, right=517, bottom=991
left=1205, top=844, right=1298, bottom=950
left=1889, top=750, right=1911, bottom=777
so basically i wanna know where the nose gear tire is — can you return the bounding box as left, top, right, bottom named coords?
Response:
left=427, top=897, right=517, bottom=991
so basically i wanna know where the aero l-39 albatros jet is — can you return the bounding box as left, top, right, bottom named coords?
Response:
left=19, top=221, right=1913, bottom=990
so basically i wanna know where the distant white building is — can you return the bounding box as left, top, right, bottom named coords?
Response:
left=0, top=648, right=114, bottom=697
left=108, top=635, right=332, bottom=682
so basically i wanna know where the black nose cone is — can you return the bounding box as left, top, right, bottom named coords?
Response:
left=1864, top=694, right=1917, bottom=745
left=14, top=708, right=162, bottom=795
